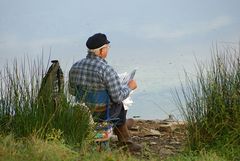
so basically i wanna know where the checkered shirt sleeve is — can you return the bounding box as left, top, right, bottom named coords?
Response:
left=102, top=65, right=131, bottom=103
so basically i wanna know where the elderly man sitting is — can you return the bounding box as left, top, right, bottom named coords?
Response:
left=68, top=33, right=141, bottom=152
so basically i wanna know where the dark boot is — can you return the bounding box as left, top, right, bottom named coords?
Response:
left=114, top=122, right=142, bottom=152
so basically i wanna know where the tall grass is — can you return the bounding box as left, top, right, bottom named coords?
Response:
left=174, top=44, right=240, bottom=159
left=0, top=57, right=92, bottom=147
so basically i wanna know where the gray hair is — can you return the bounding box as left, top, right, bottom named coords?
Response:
left=88, top=44, right=108, bottom=54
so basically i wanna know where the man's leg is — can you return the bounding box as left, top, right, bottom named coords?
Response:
left=110, top=103, right=142, bottom=152
left=126, top=118, right=135, bottom=129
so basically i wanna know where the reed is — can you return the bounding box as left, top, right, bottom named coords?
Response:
left=174, top=44, right=240, bottom=154
left=0, top=57, right=92, bottom=147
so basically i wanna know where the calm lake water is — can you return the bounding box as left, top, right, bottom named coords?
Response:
left=0, top=48, right=201, bottom=120
left=108, top=53, right=193, bottom=120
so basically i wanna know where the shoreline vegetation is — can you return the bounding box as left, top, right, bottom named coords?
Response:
left=1, top=44, right=240, bottom=160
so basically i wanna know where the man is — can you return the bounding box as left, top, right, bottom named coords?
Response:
left=69, top=33, right=141, bottom=152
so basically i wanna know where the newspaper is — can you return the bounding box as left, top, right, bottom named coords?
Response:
left=118, top=69, right=137, bottom=110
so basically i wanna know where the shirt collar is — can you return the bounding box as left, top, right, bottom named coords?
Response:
left=86, top=51, right=107, bottom=63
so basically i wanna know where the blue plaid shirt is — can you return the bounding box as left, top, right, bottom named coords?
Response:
left=69, top=51, right=131, bottom=103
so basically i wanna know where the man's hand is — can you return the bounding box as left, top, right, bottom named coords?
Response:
left=128, top=80, right=137, bottom=90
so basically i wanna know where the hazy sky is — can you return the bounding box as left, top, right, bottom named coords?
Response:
left=1, top=0, right=239, bottom=84
left=1, top=0, right=240, bottom=119
left=1, top=0, right=239, bottom=60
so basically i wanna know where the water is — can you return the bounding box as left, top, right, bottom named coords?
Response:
left=107, top=52, right=193, bottom=120
left=128, top=89, right=180, bottom=120
left=0, top=46, right=202, bottom=120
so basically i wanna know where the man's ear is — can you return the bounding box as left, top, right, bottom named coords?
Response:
left=99, top=49, right=103, bottom=57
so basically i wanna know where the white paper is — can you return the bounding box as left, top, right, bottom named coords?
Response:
left=118, top=69, right=137, bottom=110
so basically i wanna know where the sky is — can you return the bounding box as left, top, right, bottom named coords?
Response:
left=1, top=0, right=240, bottom=119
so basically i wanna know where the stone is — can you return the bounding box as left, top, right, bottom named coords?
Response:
left=158, top=121, right=186, bottom=132
left=150, top=141, right=157, bottom=145
left=164, top=145, right=175, bottom=150
left=170, top=141, right=181, bottom=145
left=160, top=148, right=174, bottom=155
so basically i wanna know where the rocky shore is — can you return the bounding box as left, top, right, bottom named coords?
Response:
left=111, top=118, right=187, bottom=160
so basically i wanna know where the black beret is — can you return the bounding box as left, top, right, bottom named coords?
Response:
left=86, top=33, right=110, bottom=49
